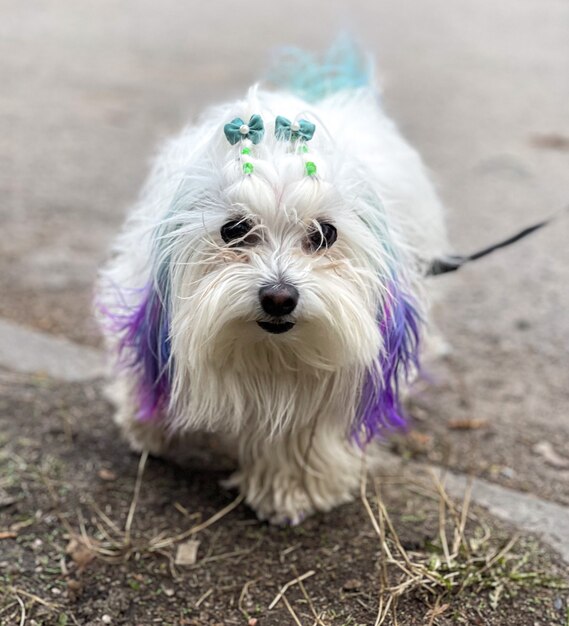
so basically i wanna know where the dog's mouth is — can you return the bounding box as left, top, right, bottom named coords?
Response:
left=257, top=320, right=295, bottom=335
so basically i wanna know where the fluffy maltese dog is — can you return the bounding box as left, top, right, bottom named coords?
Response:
left=97, top=41, right=447, bottom=525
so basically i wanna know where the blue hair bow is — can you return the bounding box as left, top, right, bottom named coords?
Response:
left=275, top=116, right=316, bottom=141
left=224, top=115, right=265, bottom=145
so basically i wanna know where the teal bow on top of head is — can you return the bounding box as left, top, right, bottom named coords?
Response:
left=275, top=116, right=316, bottom=142
left=224, top=115, right=265, bottom=145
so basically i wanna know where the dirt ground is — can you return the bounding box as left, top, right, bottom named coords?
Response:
left=1, top=372, right=568, bottom=626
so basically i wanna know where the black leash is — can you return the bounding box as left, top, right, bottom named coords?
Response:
left=427, top=205, right=568, bottom=277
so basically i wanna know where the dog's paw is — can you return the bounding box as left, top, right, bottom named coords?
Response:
left=266, top=509, right=309, bottom=527
left=260, top=486, right=314, bottom=527
left=224, top=470, right=315, bottom=526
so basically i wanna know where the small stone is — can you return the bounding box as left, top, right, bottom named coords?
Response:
left=305, top=161, right=317, bottom=176
left=102, top=615, right=112, bottom=624
left=532, top=441, right=569, bottom=468
left=243, top=162, right=254, bottom=175
left=51, top=587, right=62, bottom=595
left=163, top=587, right=175, bottom=597
left=343, top=578, right=362, bottom=591
left=500, top=466, right=515, bottom=479
left=98, top=468, right=117, bottom=481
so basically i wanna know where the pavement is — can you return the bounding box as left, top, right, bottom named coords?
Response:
left=1, top=0, right=568, bottom=623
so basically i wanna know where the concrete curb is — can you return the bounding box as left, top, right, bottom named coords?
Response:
left=0, top=319, right=106, bottom=382
left=442, top=469, right=569, bottom=564
left=379, top=450, right=569, bottom=564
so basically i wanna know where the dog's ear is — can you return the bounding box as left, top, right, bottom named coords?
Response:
left=113, top=272, right=172, bottom=421
left=354, top=285, right=421, bottom=444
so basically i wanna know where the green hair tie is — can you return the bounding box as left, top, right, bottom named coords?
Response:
left=305, top=161, right=317, bottom=176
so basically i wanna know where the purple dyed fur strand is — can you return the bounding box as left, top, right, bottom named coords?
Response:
left=355, top=286, right=421, bottom=444
left=101, top=282, right=171, bottom=421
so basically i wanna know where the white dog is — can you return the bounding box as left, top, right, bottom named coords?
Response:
left=96, top=41, right=447, bottom=525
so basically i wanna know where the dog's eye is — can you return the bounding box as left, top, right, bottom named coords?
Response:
left=307, top=222, right=337, bottom=252
left=220, top=219, right=256, bottom=245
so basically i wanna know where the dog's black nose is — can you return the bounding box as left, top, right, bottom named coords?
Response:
left=259, top=283, right=299, bottom=317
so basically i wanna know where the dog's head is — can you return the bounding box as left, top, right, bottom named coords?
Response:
left=111, top=98, right=422, bottom=438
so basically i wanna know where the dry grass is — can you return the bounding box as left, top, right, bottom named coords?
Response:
left=12, top=444, right=563, bottom=626
left=1, top=450, right=247, bottom=624
left=62, top=451, right=244, bottom=576
left=360, top=464, right=566, bottom=625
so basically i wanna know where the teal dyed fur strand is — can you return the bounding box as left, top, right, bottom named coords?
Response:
left=267, top=35, right=373, bottom=103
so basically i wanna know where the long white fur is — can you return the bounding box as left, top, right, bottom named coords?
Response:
left=97, top=84, right=447, bottom=524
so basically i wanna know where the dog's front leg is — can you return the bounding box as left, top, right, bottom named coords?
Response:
left=225, top=422, right=363, bottom=525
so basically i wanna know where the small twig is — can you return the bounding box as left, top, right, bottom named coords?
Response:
left=0, top=602, right=17, bottom=618
left=280, top=543, right=301, bottom=563
left=374, top=493, right=439, bottom=585
left=374, top=594, right=393, bottom=626
left=92, top=516, right=119, bottom=546
left=281, top=593, right=304, bottom=626
left=392, top=595, right=399, bottom=626
left=88, top=497, right=123, bottom=537
left=360, top=463, right=416, bottom=626
left=426, top=596, right=445, bottom=626
left=437, top=480, right=452, bottom=569
left=149, top=493, right=244, bottom=550
left=154, top=546, right=180, bottom=580
left=9, top=587, right=60, bottom=611
left=360, top=461, right=383, bottom=540
left=269, top=570, right=316, bottom=610
left=173, top=502, right=200, bottom=521
left=197, top=542, right=261, bottom=567
left=238, top=578, right=259, bottom=620
left=195, top=587, right=213, bottom=608
left=202, top=527, right=222, bottom=561
left=430, top=470, right=472, bottom=560
left=68, top=612, right=82, bottom=626
left=125, top=449, right=149, bottom=544
left=14, top=593, right=25, bottom=626
left=293, top=565, right=326, bottom=626
left=373, top=479, right=394, bottom=565
left=375, top=481, right=390, bottom=584
left=453, top=480, right=473, bottom=558
left=478, top=535, right=519, bottom=578
left=430, top=470, right=461, bottom=527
